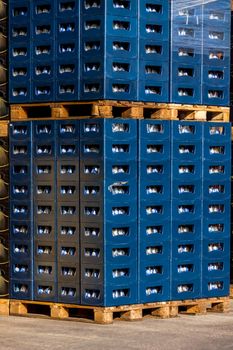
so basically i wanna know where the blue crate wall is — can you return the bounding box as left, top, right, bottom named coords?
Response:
left=80, top=119, right=138, bottom=306
left=138, top=0, right=169, bottom=102
left=170, top=1, right=203, bottom=104
left=9, top=121, right=34, bottom=300
left=202, top=122, right=231, bottom=297
left=171, top=121, right=203, bottom=300
left=138, top=120, right=171, bottom=303
left=56, top=120, right=80, bottom=304
left=202, top=0, right=231, bottom=106
left=32, top=120, right=57, bottom=302
left=80, top=1, right=138, bottom=101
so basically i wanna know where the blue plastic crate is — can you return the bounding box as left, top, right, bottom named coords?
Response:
left=10, top=239, right=32, bottom=260
left=56, top=59, right=79, bottom=80
left=34, top=221, right=56, bottom=242
left=139, top=159, right=171, bottom=182
left=9, top=1, right=30, bottom=23
left=170, top=82, right=201, bottom=105
left=81, top=0, right=137, bottom=18
left=171, top=24, right=202, bottom=46
left=58, top=261, right=79, bottom=283
left=10, top=279, right=33, bottom=300
left=172, top=259, right=201, bottom=281
left=80, top=119, right=104, bottom=139
left=79, top=78, right=104, bottom=100
left=105, top=57, right=138, bottom=80
left=10, top=23, right=30, bottom=43
left=56, top=79, right=80, bottom=101
left=139, top=240, right=170, bottom=264
left=81, top=15, right=105, bottom=38
left=33, top=120, right=56, bottom=140
left=33, top=140, right=55, bottom=158
left=139, top=140, right=170, bottom=162
left=82, top=38, right=104, bottom=59
left=57, top=159, right=79, bottom=182
left=202, top=276, right=229, bottom=298
left=10, top=62, right=30, bottom=83
left=202, top=218, right=230, bottom=240
left=105, top=261, right=137, bottom=286
left=203, top=160, right=230, bottom=181
left=57, top=181, right=79, bottom=203
left=10, top=220, right=32, bottom=241
left=34, top=261, right=56, bottom=282
left=172, top=121, right=202, bottom=141
left=32, top=39, right=55, bottom=62
left=139, top=217, right=171, bottom=243
left=34, top=200, right=55, bottom=223
left=57, top=220, right=79, bottom=242
left=202, top=84, right=230, bottom=106
left=202, top=65, right=230, bottom=86
left=105, top=78, right=137, bottom=101
left=203, top=199, right=230, bottom=221
left=202, top=238, right=230, bottom=260
left=80, top=263, right=103, bottom=285
left=34, top=240, right=56, bottom=262
left=57, top=282, right=80, bottom=304
left=171, top=3, right=202, bottom=26
left=32, top=80, right=55, bottom=102
left=57, top=120, right=80, bottom=139
left=172, top=239, right=201, bottom=260
left=139, top=278, right=170, bottom=303
left=139, top=259, right=170, bottom=286
left=203, top=179, right=230, bottom=200
left=80, top=243, right=102, bottom=265
left=139, top=119, right=170, bottom=141
left=56, top=18, right=78, bottom=40
left=203, top=257, right=230, bottom=278
left=203, top=26, right=230, bottom=49
left=140, top=18, right=169, bottom=40
left=172, top=198, right=202, bottom=220
left=57, top=201, right=79, bottom=223
left=33, top=280, right=57, bottom=302
left=172, top=161, right=201, bottom=181
left=171, top=62, right=201, bottom=85
left=140, top=0, right=169, bottom=21
left=139, top=59, right=169, bottom=82
left=105, top=242, right=137, bottom=266
left=57, top=241, right=79, bottom=264
left=11, top=182, right=31, bottom=201
left=171, top=45, right=202, bottom=65
left=9, top=42, right=30, bottom=63
left=11, top=200, right=31, bottom=221
left=172, top=179, right=202, bottom=200
left=172, top=141, right=202, bottom=161
left=202, top=47, right=230, bottom=67
left=9, top=81, right=31, bottom=103
left=33, top=61, right=55, bottom=81
left=138, top=79, right=169, bottom=102
left=104, top=159, right=137, bottom=182
left=107, top=15, right=138, bottom=38
left=34, top=182, right=55, bottom=201
left=34, top=160, right=56, bottom=182
left=171, top=277, right=201, bottom=300
left=10, top=257, right=32, bottom=281
left=32, top=0, right=55, bottom=20
left=203, top=122, right=231, bottom=141
left=139, top=179, right=170, bottom=202
left=32, top=19, right=55, bottom=40
left=80, top=140, right=104, bottom=159
left=57, top=1, right=78, bottom=17
left=10, top=140, right=31, bottom=160
left=57, top=139, right=79, bottom=158
left=106, top=36, right=137, bottom=59
left=172, top=218, right=202, bottom=241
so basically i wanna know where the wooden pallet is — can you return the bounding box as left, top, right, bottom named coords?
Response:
left=10, top=101, right=230, bottom=122
left=0, top=299, right=9, bottom=316
left=7, top=297, right=230, bottom=325
left=0, top=120, right=8, bottom=137
left=230, top=285, right=233, bottom=299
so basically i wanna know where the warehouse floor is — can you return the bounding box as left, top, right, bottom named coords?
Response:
left=0, top=300, right=233, bottom=350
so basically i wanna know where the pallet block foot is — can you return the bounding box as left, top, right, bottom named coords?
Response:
left=52, top=105, right=69, bottom=119
left=10, top=301, right=27, bottom=315
left=170, top=306, right=178, bottom=318
left=0, top=121, right=8, bottom=137
left=97, top=105, right=112, bottom=118
left=94, top=309, right=113, bottom=324
left=121, top=308, right=143, bottom=321
left=208, top=300, right=230, bottom=313
left=151, top=306, right=170, bottom=319
left=121, top=107, right=144, bottom=119
left=0, top=299, right=9, bottom=316
left=51, top=305, right=69, bottom=319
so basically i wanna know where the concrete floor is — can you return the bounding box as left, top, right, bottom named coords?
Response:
left=0, top=302, right=233, bottom=350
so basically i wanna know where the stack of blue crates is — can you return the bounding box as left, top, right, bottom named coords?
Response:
left=9, top=0, right=231, bottom=104
left=9, top=119, right=231, bottom=306
left=138, top=120, right=171, bottom=302
left=170, top=0, right=231, bottom=105
left=171, top=121, right=203, bottom=300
